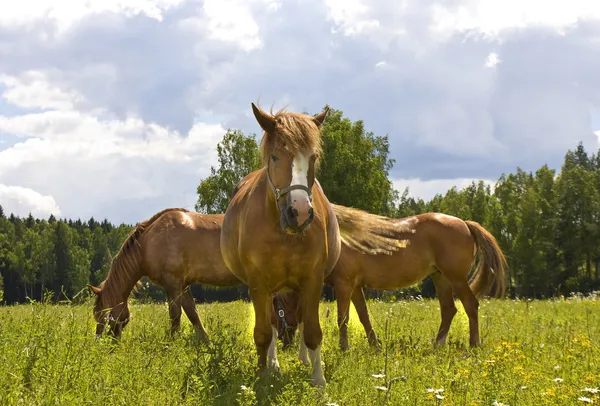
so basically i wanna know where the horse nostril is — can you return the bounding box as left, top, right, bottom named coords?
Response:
left=287, top=206, right=298, bottom=219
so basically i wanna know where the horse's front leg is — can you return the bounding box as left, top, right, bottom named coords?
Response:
left=300, top=277, right=326, bottom=387
left=250, top=285, right=280, bottom=372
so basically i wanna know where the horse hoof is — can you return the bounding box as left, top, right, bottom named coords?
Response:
left=299, top=355, right=310, bottom=366
left=311, top=374, right=327, bottom=387
left=269, top=360, right=282, bottom=372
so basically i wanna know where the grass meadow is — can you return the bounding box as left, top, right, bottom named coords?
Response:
left=0, top=295, right=598, bottom=405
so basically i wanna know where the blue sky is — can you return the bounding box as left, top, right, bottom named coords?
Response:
left=1, top=0, right=600, bottom=223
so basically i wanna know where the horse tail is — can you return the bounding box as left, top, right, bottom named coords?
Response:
left=332, top=203, right=411, bottom=255
left=465, top=220, right=507, bottom=299
left=108, top=208, right=191, bottom=290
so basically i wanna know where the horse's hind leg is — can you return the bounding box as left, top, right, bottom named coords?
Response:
left=181, top=287, right=210, bottom=343
left=448, top=278, right=481, bottom=347
left=334, top=281, right=354, bottom=352
left=431, top=271, right=457, bottom=348
left=351, top=287, right=380, bottom=348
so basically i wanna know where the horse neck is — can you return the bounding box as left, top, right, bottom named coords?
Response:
left=102, top=266, right=142, bottom=307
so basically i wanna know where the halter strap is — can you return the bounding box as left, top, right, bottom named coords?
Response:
left=274, top=295, right=294, bottom=338
left=266, top=160, right=312, bottom=211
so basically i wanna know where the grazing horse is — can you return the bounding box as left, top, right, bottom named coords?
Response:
left=273, top=212, right=507, bottom=351
left=87, top=208, right=242, bottom=339
left=220, top=103, right=340, bottom=387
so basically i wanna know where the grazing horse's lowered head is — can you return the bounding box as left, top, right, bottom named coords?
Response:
left=272, top=291, right=300, bottom=349
left=252, top=103, right=328, bottom=235
left=88, top=283, right=131, bottom=339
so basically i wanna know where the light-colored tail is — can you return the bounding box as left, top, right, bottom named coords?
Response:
left=332, top=204, right=409, bottom=255
left=465, top=220, right=507, bottom=298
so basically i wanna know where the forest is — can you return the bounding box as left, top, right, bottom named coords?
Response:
left=1, top=106, right=599, bottom=304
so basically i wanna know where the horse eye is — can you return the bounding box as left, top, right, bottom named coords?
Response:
left=271, top=155, right=279, bottom=162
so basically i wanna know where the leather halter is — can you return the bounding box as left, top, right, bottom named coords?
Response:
left=266, top=158, right=313, bottom=212
left=274, top=295, right=295, bottom=339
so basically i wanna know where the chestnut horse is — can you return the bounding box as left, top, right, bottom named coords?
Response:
left=87, top=208, right=242, bottom=340
left=219, top=103, right=341, bottom=387
left=273, top=212, right=507, bottom=352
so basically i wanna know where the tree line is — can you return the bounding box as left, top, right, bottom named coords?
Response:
left=1, top=107, right=599, bottom=304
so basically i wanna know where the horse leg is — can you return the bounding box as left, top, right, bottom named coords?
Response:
left=181, top=287, right=210, bottom=344
left=298, top=321, right=310, bottom=366
left=351, top=287, right=379, bottom=348
left=449, top=279, right=481, bottom=347
left=335, top=281, right=354, bottom=352
left=300, top=279, right=326, bottom=387
left=431, top=272, right=458, bottom=348
left=250, top=286, right=280, bottom=372
left=166, top=288, right=184, bottom=336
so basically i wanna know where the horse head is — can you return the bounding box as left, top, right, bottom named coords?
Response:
left=252, top=103, right=329, bottom=234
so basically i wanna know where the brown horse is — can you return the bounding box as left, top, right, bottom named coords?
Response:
left=87, top=208, right=242, bottom=340
left=273, top=212, right=507, bottom=352
left=219, top=103, right=343, bottom=387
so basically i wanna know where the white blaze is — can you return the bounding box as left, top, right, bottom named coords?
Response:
left=290, top=151, right=310, bottom=201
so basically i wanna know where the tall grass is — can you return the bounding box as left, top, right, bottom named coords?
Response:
left=0, top=296, right=598, bottom=405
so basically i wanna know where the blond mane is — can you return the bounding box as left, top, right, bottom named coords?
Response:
left=333, top=204, right=413, bottom=255
left=258, top=106, right=324, bottom=167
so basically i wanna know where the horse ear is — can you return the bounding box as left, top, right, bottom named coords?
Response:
left=313, top=106, right=329, bottom=127
left=251, top=102, right=276, bottom=134
left=87, top=284, right=102, bottom=295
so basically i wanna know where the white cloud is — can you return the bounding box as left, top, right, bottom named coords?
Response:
left=0, top=184, right=61, bottom=218
left=430, top=0, right=600, bottom=41
left=485, top=52, right=500, bottom=68
left=325, top=0, right=381, bottom=36
left=0, top=100, right=225, bottom=222
left=0, top=0, right=185, bottom=33
left=393, top=178, right=497, bottom=201
left=0, top=71, right=84, bottom=111
left=201, top=0, right=281, bottom=52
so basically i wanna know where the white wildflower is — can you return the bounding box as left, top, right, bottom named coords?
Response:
left=374, top=386, right=388, bottom=391
left=554, top=378, right=563, bottom=383
left=578, top=397, right=593, bottom=403
left=582, top=388, right=599, bottom=394
left=436, top=394, right=445, bottom=400
left=371, top=373, right=386, bottom=379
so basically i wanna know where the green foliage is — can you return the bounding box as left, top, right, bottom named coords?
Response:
left=0, top=298, right=598, bottom=404
left=317, top=107, right=398, bottom=215
left=195, top=129, right=261, bottom=214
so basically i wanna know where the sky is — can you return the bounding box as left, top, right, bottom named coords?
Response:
left=1, top=0, right=600, bottom=224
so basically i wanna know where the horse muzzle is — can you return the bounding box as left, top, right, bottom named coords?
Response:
left=280, top=198, right=314, bottom=234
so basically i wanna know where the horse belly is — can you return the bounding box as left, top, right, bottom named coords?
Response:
left=362, top=252, right=431, bottom=291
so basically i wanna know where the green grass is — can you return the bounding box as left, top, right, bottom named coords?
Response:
left=0, top=296, right=598, bottom=405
